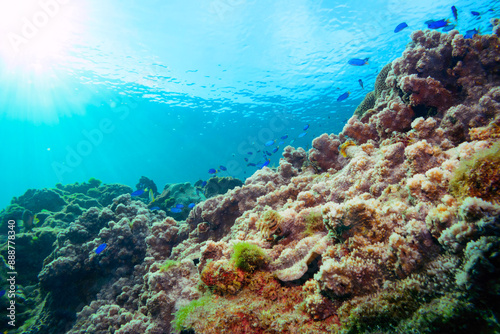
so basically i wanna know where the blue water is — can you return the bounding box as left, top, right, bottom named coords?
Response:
left=0, top=0, right=497, bottom=208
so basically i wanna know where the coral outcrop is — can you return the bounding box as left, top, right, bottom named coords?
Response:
left=354, top=62, right=393, bottom=117
left=1, top=27, right=500, bottom=334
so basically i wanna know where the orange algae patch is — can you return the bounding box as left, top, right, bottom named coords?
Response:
left=340, top=140, right=356, bottom=157
left=184, top=272, right=339, bottom=333
left=469, top=121, right=500, bottom=141
left=200, top=261, right=247, bottom=295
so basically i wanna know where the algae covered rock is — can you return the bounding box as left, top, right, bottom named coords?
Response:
left=0, top=227, right=59, bottom=286
left=12, top=189, right=66, bottom=213
left=203, top=176, right=243, bottom=198
left=354, top=62, right=392, bottom=117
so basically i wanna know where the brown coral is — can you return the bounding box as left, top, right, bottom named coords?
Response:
left=354, top=62, right=393, bottom=117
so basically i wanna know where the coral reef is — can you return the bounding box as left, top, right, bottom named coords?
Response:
left=136, top=176, right=158, bottom=196
left=449, top=141, right=500, bottom=201
left=354, top=62, right=392, bottom=117
left=152, top=182, right=205, bottom=220
left=1, top=27, right=500, bottom=334
left=202, top=176, right=244, bottom=198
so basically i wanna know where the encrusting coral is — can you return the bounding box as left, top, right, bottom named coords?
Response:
left=2, top=27, right=500, bottom=334
left=354, top=62, right=393, bottom=117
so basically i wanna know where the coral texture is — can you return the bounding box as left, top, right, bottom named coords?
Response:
left=1, top=28, right=500, bottom=334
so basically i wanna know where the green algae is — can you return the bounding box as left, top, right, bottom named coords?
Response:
left=231, top=242, right=267, bottom=272
left=304, top=211, right=324, bottom=236
left=160, top=260, right=180, bottom=272
left=172, top=295, right=212, bottom=331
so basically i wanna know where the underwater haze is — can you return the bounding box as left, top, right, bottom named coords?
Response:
left=0, top=0, right=496, bottom=208
left=2, top=0, right=500, bottom=333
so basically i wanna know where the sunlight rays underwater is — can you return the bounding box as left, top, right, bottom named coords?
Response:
left=0, top=0, right=90, bottom=124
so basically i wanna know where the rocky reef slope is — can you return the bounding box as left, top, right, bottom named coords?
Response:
left=1, top=27, right=500, bottom=334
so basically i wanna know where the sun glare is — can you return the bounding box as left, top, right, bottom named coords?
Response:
left=0, top=0, right=89, bottom=124
left=0, top=0, right=85, bottom=69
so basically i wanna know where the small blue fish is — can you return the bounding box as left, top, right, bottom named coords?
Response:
left=244, top=157, right=248, bottom=162
left=464, top=28, right=478, bottom=39
left=219, top=165, right=227, bottom=171
left=188, top=203, right=195, bottom=209
left=247, top=152, right=253, bottom=155
left=451, top=6, right=458, bottom=20
left=394, top=22, right=408, bottom=33
left=280, top=135, right=288, bottom=140
left=170, top=208, right=182, bottom=213
left=337, top=92, right=350, bottom=102
left=272, top=147, right=279, bottom=153
left=442, top=24, right=455, bottom=32
left=150, top=206, right=160, bottom=211
left=201, top=180, right=207, bottom=187
left=0, top=290, right=6, bottom=298
left=278, top=141, right=284, bottom=146
left=175, top=204, right=184, bottom=209
left=348, top=58, right=369, bottom=66
left=470, top=11, right=480, bottom=16
left=298, top=132, right=307, bottom=138
left=258, top=159, right=270, bottom=169
left=265, top=140, right=274, bottom=147
left=427, top=19, right=449, bottom=29
left=264, top=151, right=271, bottom=156
left=247, top=163, right=257, bottom=166
left=131, top=189, right=145, bottom=197
left=95, top=243, right=107, bottom=254
left=303, top=124, right=309, bottom=131
left=424, top=19, right=435, bottom=25
left=208, top=168, right=217, bottom=174
left=358, top=79, right=364, bottom=89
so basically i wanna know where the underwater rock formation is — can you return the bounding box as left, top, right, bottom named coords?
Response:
left=1, top=28, right=500, bottom=333
left=354, top=62, right=392, bottom=117
left=202, top=176, right=244, bottom=198
left=0, top=178, right=132, bottom=233
left=164, top=28, right=500, bottom=333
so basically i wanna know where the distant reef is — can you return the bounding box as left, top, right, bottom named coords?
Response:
left=1, top=27, right=500, bottom=334
left=0, top=175, right=242, bottom=333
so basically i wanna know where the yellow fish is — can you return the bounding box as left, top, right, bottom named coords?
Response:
left=149, top=189, right=155, bottom=203
left=339, top=140, right=356, bottom=158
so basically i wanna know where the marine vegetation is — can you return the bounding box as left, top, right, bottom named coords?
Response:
left=231, top=242, right=268, bottom=272
left=160, top=259, right=180, bottom=272
left=304, top=210, right=325, bottom=235
left=171, top=295, right=212, bottom=332
left=449, top=141, right=500, bottom=202
left=1, top=24, right=500, bottom=334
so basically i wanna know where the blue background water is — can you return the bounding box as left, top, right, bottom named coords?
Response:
left=0, top=0, right=497, bottom=208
